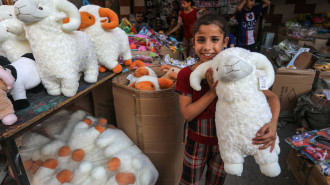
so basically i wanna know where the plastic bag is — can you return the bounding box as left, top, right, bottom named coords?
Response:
left=294, top=94, right=330, bottom=130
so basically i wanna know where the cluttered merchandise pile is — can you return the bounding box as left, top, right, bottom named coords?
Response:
left=260, top=8, right=330, bottom=185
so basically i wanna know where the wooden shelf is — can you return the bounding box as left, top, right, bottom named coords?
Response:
left=0, top=71, right=117, bottom=140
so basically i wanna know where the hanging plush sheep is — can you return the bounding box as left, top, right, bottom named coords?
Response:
left=190, top=47, right=281, bottom=177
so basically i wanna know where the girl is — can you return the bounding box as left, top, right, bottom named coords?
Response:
left=166, top=0, right=198, bottom=58
left=175, top=13, right=279, bottom=185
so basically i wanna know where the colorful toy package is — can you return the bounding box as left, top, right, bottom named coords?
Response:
left=285, top=131, right=315, bottom=149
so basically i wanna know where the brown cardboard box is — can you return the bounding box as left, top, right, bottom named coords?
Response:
left=286, top=148, right=329, bottom=185
left=160, top=46, right=181, bottom=60
left=92, top=79, right=117, bottom=126
left=271, top=67, right=316, bottom=111
left=112, top=65, right=185, bottom=185
left=298, top=38, right=328, bottom=51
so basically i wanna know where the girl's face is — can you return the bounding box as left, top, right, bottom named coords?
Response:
left=170, top=18, right=177, bottom=27
left=181, top=1, right=190, bottom=9
left=193, top=24, right=228, bottom=63
left=245, top=0, right=255, bottom=10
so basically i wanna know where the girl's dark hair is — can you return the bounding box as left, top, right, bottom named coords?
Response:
left=192, top=13, right=228, bottom=37
left=184, top=0, right=195, bottom=7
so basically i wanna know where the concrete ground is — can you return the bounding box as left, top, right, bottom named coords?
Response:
left=201, top=122, right=300, bottom=185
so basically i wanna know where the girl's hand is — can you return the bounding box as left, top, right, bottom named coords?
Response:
left=205, top=68, right=218, bottom=95
left=252, top=121, right=277, bottom=152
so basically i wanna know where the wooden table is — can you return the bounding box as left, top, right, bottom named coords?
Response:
left=0, top=71, right=117, bottom=185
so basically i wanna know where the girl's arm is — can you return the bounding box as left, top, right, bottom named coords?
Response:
left=252, top=90, right=280, bottom=152
left=262, top=0, right=271, bottom=8
left=166, top=16, right=182, bottom=36
left=178, top=68, right=218, bottom=122
left=236, top=0, right=246, bottom=12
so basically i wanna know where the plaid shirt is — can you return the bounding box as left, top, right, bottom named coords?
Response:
left=175, top=66, right=218, bottom=145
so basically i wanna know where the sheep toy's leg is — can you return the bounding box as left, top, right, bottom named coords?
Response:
left=220, top=148, right=244, bottom=176
left=254, top=148, right=281, bottom=177
left=61, top=78, right=79, bottom=97
left=121, top=50, right=132, bottom=66
left=84, top=56, right=98, bottom=83
left=108, top=62, right=122, bottom=74
left=42, top=78, right=61, bottom=96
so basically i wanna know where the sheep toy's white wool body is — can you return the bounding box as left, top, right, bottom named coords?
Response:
left=14, top=0, right=99, bottom=97
left=79, top=5, right=132, bottom=72
left=0, top=13, right=32, bottom=62
left=190, top=47, right=280, bottom=177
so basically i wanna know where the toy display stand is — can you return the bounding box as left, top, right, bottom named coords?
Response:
left=0, top=70, right=118, bottom=185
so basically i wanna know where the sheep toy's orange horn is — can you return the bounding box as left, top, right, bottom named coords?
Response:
left=129, top=60, right=146, bottom=69
left=160, top=65, right=171, bottom=71
left=158, top=78, right=174, bottom=89
left=99, top=8, right=119, bottom=30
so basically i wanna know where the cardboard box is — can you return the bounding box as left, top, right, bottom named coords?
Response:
left=286, top=148, right=329, bottom=185
left=160, top=46, right=181, bottom=60
left=112, top=65, right=185, bottom=185
left=298, top=38, right=328, bottom=51
left=271, top=67, right=316, bottom=111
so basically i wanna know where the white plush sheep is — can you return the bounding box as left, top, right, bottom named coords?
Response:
left=0, top=18, right=32, bottom=62
left=78, top=5, right=132, bottom=74
left=14, top=0, right=99, bottom=97
left=190, top=47, right=280, bottom=177
left=0, top=5, right=15, bottom=56
left=0, top=5, right=15, bottom=21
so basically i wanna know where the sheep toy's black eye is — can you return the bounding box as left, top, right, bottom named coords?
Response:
left=38, top=7, right=43, bottom=10
left=9, top=14, right=12, bottom=16
left=89, top=16, right=92, bottom=19
left=216, top=67, right=219, bottom=71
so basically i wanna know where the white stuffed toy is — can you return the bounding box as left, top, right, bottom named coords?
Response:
left=1, top=53, right=41, bottom=110
left=0, top=5, right=15, bottom=56
left=129, top=75, right=174, bottom=91
left=0, top=18, right=32, bottom=63
left=0, top=5, right=15, bottom=21
left=190, top=47, right=280, bottom=177
left=14, top=0, right=99, bottom=97
left=78, top=5, right=132, bottom=74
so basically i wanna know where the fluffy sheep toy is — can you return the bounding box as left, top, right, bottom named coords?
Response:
left=78, top=5, right=132, bottom=74
left=14, top=0, right=99, bottom=97
left=189, top=47, right=281, bottom=177
left=0, top=5, right=15, bottom=56
left=0, top=5, right=15, bottom=21
left=0, top=17, right=32, bottom=63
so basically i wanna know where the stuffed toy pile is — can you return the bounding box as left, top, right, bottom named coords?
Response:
left=190, top=47, right=281, bottom=177
left=18, top=110, right=159, bottom=185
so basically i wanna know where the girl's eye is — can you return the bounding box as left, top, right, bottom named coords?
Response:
left=216, top=68, right=219, bottom=71
left=212, top=38, right=220, bottom=42
left=197, top=39, right=205, bottom=43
